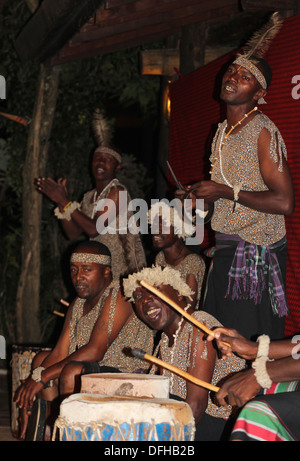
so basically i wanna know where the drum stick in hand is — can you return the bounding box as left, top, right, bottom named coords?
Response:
left=131, top=348, right=220, bottom=393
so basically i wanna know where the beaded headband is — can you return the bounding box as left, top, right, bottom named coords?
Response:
left=70, top=252, right=111, bottom=266
left=94, top=146, right=122, bottom=164
left=233, top=56, right=267, bottom=89
left=232, top=56, right=267, bottom=105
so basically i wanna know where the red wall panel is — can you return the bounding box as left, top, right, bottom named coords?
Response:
left=169, top=14, right=300, bottom=336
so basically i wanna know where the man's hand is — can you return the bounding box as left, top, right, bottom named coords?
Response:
left=216, top=368, right=261, bottom=408
left=207, top=327, right=258, bottom=360
left=14, top=377, right=44, bottom=411
left=35, top=177, right=69, bottom=207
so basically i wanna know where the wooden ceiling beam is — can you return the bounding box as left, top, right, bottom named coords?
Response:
left=14, top=0, right=104, bottom=62
left=16, top=0, right=300, bottom=65
left=52, top=1, right=239, bottom=65
left=241, top=0, right=296, bottom=11
left=72, top=0, right=230, bottom=43
left=15, top=0, right=240, bottom=64
left=95, top=0, right=237, bottom=29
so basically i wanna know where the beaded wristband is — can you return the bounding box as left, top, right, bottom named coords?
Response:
left=31, top=366, right=45, bottom=382
left=54, top=201, right=80, bottom=221
left=63, top=201, right=72, bottom=211
left=252, top=335, right=272, bottom=389
left=31, top=366, right=53, bottom=388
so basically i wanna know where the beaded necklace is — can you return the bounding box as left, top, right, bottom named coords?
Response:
left=71, top=280, right=119, bottom=352
left=91, top=178, right=118, bottom=218
left=210, top=106, right=259, bottom=183
left=161, top=304, right=190, bottom=391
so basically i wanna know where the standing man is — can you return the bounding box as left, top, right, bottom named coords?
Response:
left=15, top=240, right=153, bottom=440
left=177, top=13, right=294, bottom=340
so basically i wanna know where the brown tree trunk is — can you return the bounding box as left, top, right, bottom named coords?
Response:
left=16, top=63, right=60, bottom=343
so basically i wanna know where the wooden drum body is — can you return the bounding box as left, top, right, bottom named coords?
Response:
left=81, top=373, right=169, bottom=399
left=10, top=345, right=51, bottom=437
left=54, top=393, right=195, bottom=441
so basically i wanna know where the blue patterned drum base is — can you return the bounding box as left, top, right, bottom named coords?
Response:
left=54, top=394, right=195, bottom=441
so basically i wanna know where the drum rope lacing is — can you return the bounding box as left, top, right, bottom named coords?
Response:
left=52, top=416, right=188, bottom=441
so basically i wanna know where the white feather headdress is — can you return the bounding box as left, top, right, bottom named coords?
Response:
left=92, top=108, right=122, bottom=163
left=92, top=108, right=112, bottom=146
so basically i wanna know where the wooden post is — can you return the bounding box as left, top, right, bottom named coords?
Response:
left=180, top=22, right=206, bottom=76
left=16, top=63, right=60, bottom=342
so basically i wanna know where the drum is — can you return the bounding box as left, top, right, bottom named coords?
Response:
left=10, top=345, right=51, bottom=437
left=81, top=373, right=169, bottom=399
left=53, top=393, right=195, bottom=441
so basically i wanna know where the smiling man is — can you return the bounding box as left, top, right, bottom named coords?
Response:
left=176, top=14, right=294, bottom=342
left=35, top=145, right=146, bottom=278
left=148, top=201, right=205, bottom=310
left=15, top=241, right=153, bottom=441
left=123, top=265, right=246, bottom=441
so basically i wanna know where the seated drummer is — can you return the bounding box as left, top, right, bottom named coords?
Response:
left=123, top=265, right=246, bottom=441
left=15, top=241, right=154, bottom=441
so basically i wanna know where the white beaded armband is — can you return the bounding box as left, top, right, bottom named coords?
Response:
left=54, top=201, right=80, bottom=221
left=31, top=366, right=53, bottom=388
left=31, top=366, right=45, bottom=382
left=252, top=334, right=273, bottom=389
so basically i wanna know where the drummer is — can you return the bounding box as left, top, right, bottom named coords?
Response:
left=15, top=241, right=154, bottom=440
left=148, top=201, right=206, bottom=310
left=123, top=265, right=246, bottom=441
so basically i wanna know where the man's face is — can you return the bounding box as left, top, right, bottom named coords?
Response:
left=92, top=151, right=121, bottom=182
left=151, top=217, right=178, bottom=250
left=133, top=284, right=180, bottom=331
left=70, top=251, right=109, bottom=300
left=220, top=63, right=264, bottom=105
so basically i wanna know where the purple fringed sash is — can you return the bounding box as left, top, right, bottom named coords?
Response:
left=215, top=233, right=288, bottom=317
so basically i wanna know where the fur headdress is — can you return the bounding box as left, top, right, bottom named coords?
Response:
left=233, top=12, right=283, bottom=103
left=148, top=201, right=195, bottom=240
left=123, top=265, right=194, bottom=301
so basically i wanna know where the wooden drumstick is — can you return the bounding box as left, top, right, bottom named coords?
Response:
left=131, top=348, right=220, bottom=393
left=60, top=299, right=69, bottom=307
left=53, top=310, right=65, bottom=318
left=53, top=299, right=69, bottom=317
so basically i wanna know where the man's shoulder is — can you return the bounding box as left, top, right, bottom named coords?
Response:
left=184, top=252, right=204, bottom=263
left=102, top=281, right=123, bottom=303
left=257, top=112, right=278, bottom=129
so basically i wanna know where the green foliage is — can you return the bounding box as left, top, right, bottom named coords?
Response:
left=0, top=0, right=161, bottom=343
